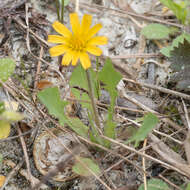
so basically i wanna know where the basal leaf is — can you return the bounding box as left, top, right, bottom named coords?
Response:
left=160, top=46, right=173, bottom=57
left=70, top=64, right=88, bottom=91
left=141, top=24, right=170, bottom=40
left=170, top=38, right=190, bottom=72
left=0, top=120, right=10, bottom=139
left=37, top=87, right=89, bottom=138
left=128, top=113, right=159, bottom=147
left=37, top=87, right=68, bottom=126
left=98, top=58, right=122, bottom=110
left=98, top=59, right=122, bottom=144
left=0, top=58, right=16, bottom=82
left=71, top=88, right=92, bottom=111
left=138, top=179, right=169, bottom=190
left=98, top=59, right=122, bottom=98
left=72, top=157, right=101, bottom=177
left=67, top=117, right=88, bottom=138
left=103, top=120, right=116, bottom=147
left=161, top=33, right=190, bottom=57
left=70, top=64, right=98, bottom=98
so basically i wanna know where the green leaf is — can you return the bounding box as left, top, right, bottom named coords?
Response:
left=186, top=183, right=190, bottom=190
left=71, top=88, right=92, bottom=111
left=160, top=33, right=190, bottom=57
left=138, top=179, right=169, bottom=190
left=67, top=117, right=89, bottom=138
left=37, top=87, right=68, bottom=126
left=0, top=120, right=10, bottom=139
left=160, top=46, right=173, bottom=57
left=128, top=113, right=159, bottom=147
left=72, top=157, right=101, bottom=177
left=37, top=87, right=89, bottom=138
left=98, top=59, right=122, bottom=145
left=70, top=64, right=88, bottom=91
left=88, top=112, right=104, bottom=146
left=141, top=24, right=171, bottom=40
left=160, top=0, right=187, bottom=24
left=1, top=111, right=24, bottom=122
left=0, top=102, right=5, bottom=114
left=70, top=64, right=98, bottom=111
left=98, top=59, right=122, bottom=96
left=0, top=58, right=16, bottom=82
left=70, top=64, right=98, bottom=98
left=103, top=120, right=116, bottom=147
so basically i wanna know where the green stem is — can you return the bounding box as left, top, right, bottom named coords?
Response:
left=86, top=69, right=102, bottom=134
left=61, top=0, right=64, bottom=23
left=55, top=0, right=60, bottom=21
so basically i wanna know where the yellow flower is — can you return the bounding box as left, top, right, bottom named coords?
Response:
left=48, top=13, right=108, bottom=70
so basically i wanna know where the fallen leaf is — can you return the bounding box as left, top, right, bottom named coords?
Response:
left=37, top=80, right=53, bottom=90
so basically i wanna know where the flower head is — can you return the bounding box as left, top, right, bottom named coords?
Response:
left=48, top=13, right=107, bottom=69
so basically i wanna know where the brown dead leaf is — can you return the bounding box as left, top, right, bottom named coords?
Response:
left=150, top=134, right=190, bottom=177
left=37, top=80, right=53, bottom=90
left=150, top=134, right=186, bottom=165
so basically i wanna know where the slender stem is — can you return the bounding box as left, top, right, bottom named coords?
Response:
left=61, top=0, right=64, bottom=23
left=55, top=0, right=60, bottom=21
left=86, top=69, right=102, bottom=134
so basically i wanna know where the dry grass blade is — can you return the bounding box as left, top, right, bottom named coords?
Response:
left=182, top=99, right=190, bottom=165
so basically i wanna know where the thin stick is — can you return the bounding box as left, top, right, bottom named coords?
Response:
left=182, top=99, right=190, bottom=130
left=34, top=46, right=43, bottom=89
left=101, top=135, right=189, bottom=177
left=123, top=78, right=190, bottom=101
left=142, top=139, right=147, bottom=190
left=17, top=126, right=34, bottom=187
left=80, top=2, right=183, bottom=28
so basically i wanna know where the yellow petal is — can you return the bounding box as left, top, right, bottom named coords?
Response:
left=70, top=13, right=81, bottom=35
left=61, top=52, right=73, bottom=66
left=49, top=45, right=68, bottom=57
left=48, top=35, right=68, bottom=44
left=86, top=45, right=102, bottom=56
left=88, top=36, right=108, bottom=45
left=71, top=52, right=79, bottom=66
left=81, top=14, right=92, bottom=34
left=86, top=23, right=102, bottom=40
left=52, top=21, right=72, bottom=37
left=79, top=52, right=91, bottom=69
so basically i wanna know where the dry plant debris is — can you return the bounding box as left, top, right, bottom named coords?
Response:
left=0, top=0, right=190, bottom=190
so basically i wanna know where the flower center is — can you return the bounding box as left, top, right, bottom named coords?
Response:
left=69, top=35, right=86, bottom=52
